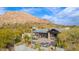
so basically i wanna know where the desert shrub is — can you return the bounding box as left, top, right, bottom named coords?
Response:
left=0, top=28, right=15, bottom=49
left=58, top=28, right=79, bottom=50
left=0, top=28, right=22, bottom=49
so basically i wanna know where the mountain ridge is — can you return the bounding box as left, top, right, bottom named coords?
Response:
left=0, top=11, right=49, bottom=24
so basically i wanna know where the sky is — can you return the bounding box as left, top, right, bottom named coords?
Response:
left=0, top=7, right=79, bottom=26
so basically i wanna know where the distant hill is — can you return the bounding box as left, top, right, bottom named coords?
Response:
left=0, top=12, right=49, bottom=25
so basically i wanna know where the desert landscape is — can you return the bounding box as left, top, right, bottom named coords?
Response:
left=0, top=7, right=79, bottom=51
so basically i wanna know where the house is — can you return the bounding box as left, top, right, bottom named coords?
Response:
left=32, top=28, right=60, bottom=40
left=32, top=28, right=60, bottom=47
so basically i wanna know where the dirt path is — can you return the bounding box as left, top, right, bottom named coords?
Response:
left=15, top=44, right=36, bottom=51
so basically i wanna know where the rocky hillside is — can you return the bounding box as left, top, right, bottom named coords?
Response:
left=0, top=12, right=49, bottom=25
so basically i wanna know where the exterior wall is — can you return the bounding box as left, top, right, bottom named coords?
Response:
left=33, top=32, right=56, bottom=40
left=33, top=33, right=48, bottom=38
left=32, top=29, right=59, bottom=40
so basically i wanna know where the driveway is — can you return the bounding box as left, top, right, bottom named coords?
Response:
left=15, top=44, right=36, bottom=51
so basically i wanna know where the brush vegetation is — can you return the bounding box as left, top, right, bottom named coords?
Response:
left=0, top=23, right=79, bottom=51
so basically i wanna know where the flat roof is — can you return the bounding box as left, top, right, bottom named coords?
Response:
left=33, top=28, right=61, bottom=33
left=33, top=28, right=49, bottom=33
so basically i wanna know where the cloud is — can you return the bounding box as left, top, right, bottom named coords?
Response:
left=42, top=14, right=65, bottom=25
left=42, top=15, right=53, bottom=20
left=41, top=7, right=79, bottom=25
left=56, top=7, right=79, bottom=18
left=56, top=7, right=79, bottom=21
left=46, top=7, right=65, bottom=15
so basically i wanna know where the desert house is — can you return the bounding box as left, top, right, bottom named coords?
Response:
left=32, top=28, right=60, bottom=47
left=32, top=28, right=60, bottom=40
